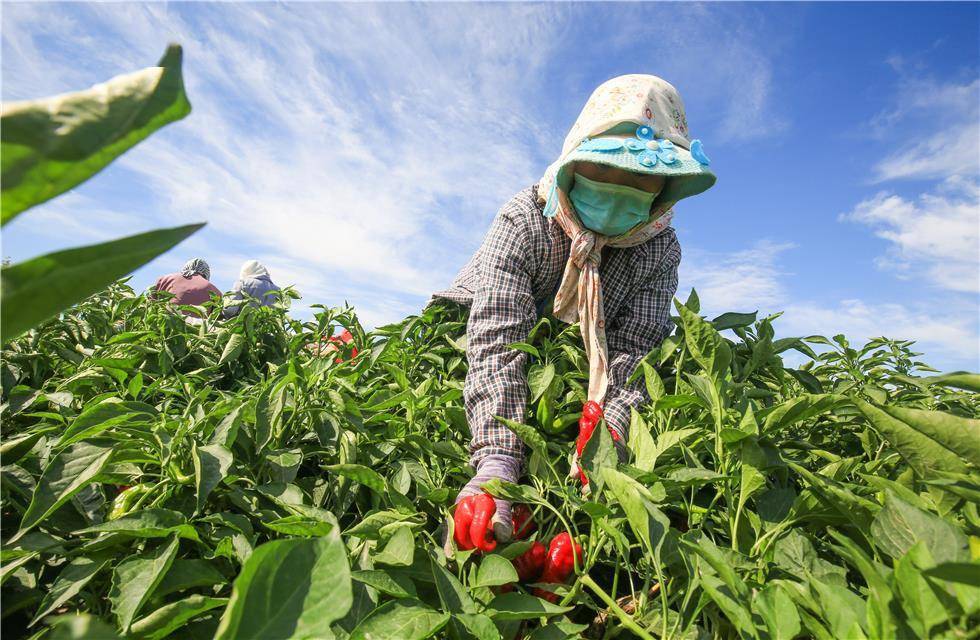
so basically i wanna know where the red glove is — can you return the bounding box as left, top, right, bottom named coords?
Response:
left=453, top=493, right=497, bottom=552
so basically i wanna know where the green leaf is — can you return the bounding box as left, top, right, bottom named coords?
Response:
left=486, top=592, right=573, bottom=620
left=1, top=223, right=203, bottom=343
left=262, top=515, right=335, bottom=538
left=345, top=510, right=416, bottom=539
left=219, top=333, right=246, bottom=365
left=628, top=409, right=657, bottom=472
left=350, top=599, right=450, bottom=640
left=923, top=562, right=980, bottom=588
left=1, top=44, right=191, bottom=224
left=893, top=543, right=948, bottom=638
left=193, top=443, right=233, bottom=514
left=473, top=554, right=519, bottom=588
left=429, top=549, right=476, bottom=614
left=352, top=570, right=417, bottom=599
left=213, top=522, right=352, bottom=640
left=751, top=584, right=800, bottom=640
left=582, top=417, right=618, bottom=492
left=76, top=508, right=199, bottom=541
left=455, top=613, right=502, bottom=640
left=695, top=571, right=759, bottom=638
left=46, top=614, right=121, bottom=640
left=109, top=536, right=180, bottom=632
left=30, top=555, right=111, bottom=626
left=880, top=404, right=980, bottom=468
left=129, top=595, right=227, bottom=640
left=528, top=363, right=556, bottom=403
left=495, top=416, right=547, bottom=460
left=851, top=398, right=976, bottom=480
left=254, top=376, right=290, bottom=453
left=642, top=361, right=666, bottom=403
left=711, top=311, right=758, bottom=331
left=153, top=559, right=227, bottom=600
left=325, top=464, right=387, bottom=495
left=373, top=525, right=415, bottom=567
left=675, top=301, right=731, bottom=380
left=20, top=441, right=114, bottom=532
left=894, top=371, right=980, bottom=393
left=601, top=468, right=668, bottom=562
left=870, top=490, right=969, bottom=564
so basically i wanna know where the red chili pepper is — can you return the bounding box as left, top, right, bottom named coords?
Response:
left=326, top=329, right=359, bottom=363
left=583, top=400, right=603, bottom=423
left=533, top=532, right=583, bottom=603
left=512, top=540, right=547, bottom=582
left=511, top=504, right=536, bottom=540
left=453, top=493, right=497, bottom=553
left=576, top=402, right=603, bottom=486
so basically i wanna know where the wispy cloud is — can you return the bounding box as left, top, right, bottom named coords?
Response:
left=681, top=240, right=978, bottom=371
left=3, top=2, right=790, bottom=328
left=679, top=240, right=793, bottom=313
left=840, top=176, right=979, bottom=294
left=869, top=76, right=979, bottom=182
left=780, top=298, right=979, bottom=370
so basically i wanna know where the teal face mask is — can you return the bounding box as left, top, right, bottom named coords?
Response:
left=568, top=173, right=658, bottom=236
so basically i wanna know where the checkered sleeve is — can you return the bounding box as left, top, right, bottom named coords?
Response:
left=464, top=208, right=537, bottom=467
left=603, top=230, right=681, bottom=440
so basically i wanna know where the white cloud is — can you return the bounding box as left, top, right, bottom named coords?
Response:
left=869, top=76, right=979, bottom=182
left=679, top=240, right=794, bottom=313
left=874, top=121, right=980, bottom=183
left=841, top=176, right=979, bottom=293
left=780, top=298, right=979, bottom=370
left=680, top=240, right=978, bottom=371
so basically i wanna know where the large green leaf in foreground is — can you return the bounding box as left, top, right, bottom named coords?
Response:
left=1, top=223, right=203, bottom=343
left=214, top=520, right=353, bottom=640
left=0, top=45, right=191, bottom=224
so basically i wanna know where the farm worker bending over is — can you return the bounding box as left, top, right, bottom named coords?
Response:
left=433, top=75, right=716, bottom=546
left=153, top=258, right=222, bottom=314
left=223, top=260, right=280, bottom=318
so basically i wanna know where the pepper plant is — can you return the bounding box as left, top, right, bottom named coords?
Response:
left=1, top=281, right=978, bottom=640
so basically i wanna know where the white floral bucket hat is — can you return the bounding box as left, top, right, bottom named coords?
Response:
left=539, top=74, right=716, bottom=216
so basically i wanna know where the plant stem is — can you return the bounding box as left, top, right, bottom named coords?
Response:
left=580, top=574, right=656, bottom=640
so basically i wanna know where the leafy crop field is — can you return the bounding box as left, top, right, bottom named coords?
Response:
left=1, top=281, right=978, bottom=640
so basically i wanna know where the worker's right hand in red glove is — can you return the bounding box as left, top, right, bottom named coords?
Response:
left=450, top=454, right=520, bottom=553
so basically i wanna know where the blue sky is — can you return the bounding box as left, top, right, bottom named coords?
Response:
left=3, top=2, right=978, bottom=371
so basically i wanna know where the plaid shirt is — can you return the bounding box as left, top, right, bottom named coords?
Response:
left=434, top=185, right=680, bottom=466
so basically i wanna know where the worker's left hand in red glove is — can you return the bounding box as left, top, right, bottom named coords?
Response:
left=451, top=454, right=520, bottom=551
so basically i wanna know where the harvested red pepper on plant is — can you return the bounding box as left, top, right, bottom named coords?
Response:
left=513, top=540, right=547, bottom=582
left=511, top=504, right=537, bottom=540
left=533, top=532, right=583, bottom=603
left=453, top=493, right=497, bottom=552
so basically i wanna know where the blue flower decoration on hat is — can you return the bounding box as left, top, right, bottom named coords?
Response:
left=577, top=125, right=711, bottom=168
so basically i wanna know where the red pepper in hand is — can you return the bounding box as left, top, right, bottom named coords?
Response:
left=511, top=504, right=536, bottom=540
left=453, top=493, right=497, bottom=552
left=533, top=532, right=583, bottom=603
left=576, top=401, right=603, bottom=485
left=512, top=540, right=547, bottom=582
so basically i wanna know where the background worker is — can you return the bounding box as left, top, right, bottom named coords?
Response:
left=223, top=260, right=280, bottom=318
left=152, top=258, right=222, bottom=315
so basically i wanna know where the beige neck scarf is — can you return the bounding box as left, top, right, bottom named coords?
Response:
left=549, top=185, right=674, bottom=405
